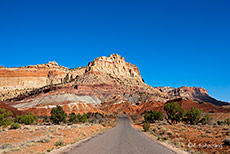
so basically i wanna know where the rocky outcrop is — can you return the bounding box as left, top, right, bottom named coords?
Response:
left=24, top=61, right=64, bottom=69
left=0, top=61, right=85, bottom=101
left=157, top=86, right=208, bottom=97
left=0, top=54, right=229, bottom=116
left=0, top=54, right=144, bottom=100
left=86, top=54, right=143, bottom=82
left=157, top=86, right=228, bottom=106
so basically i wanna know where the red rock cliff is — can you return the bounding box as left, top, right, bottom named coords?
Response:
left=86, top=54, right=143, bottom=82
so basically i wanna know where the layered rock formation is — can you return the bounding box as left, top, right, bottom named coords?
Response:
left=0, top=61, right=85, bottom=91
left=86, top=54, right=143, bottom=82
left=0, top=61, right=85, bottom=101
left=0, top=54, right=229, bottom=115
left=157, top=86, right=228, bottom=106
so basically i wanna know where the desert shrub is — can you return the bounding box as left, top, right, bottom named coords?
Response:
left=37, top=137, right=50, bottom=143
left=79, top=113, right=88, bottom=123
left=224, top=118, right=230, bottom=126
left=86, top=112, right=93, bottom=118
left=87, top=112, right=104, bottom=119
left=87, top=112, right=104, bottom=123
left=75, top=113, right=81, bottom=121
left=67, top=113, right=88, bottom=123
left=164, top=102, right=185, bottom=124
left=144, top=111, right=153, bottom=122
left=155, top=111, right=164, bottom=121
left=199, top=113, right=210, bottom=125
left=185, top=107, right=202, bottom=125
left=0, top=108, right=13, bottom=127
left=50, top=106, right=67, bottom=124
left=14, top=115, right=21, bottom=123
left=216, top=119, right=224, bottom=125
left=0, top=143, right=15, bottom=150
left=143, top=122, right=150, bottom=132
left=55, top=140, right=64, bottom=146
left=9, top=123, right=20, bottom=129
left=15, top=113, right=37, bottom=125
left=144, top=111, right=163, bottom=123
left=43, top=115, right=50, bottom=123
left=95, top=112, right=104, bottom=118
left=94, top=112, right=104, bottom=123
left=68, top=113, right=78, bottom=124
left=47, top=149, right=51, bottom=152
left=23, top=113, right=37, bottom=124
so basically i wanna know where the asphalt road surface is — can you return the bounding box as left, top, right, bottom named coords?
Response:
left=68, top=116, right=176, bottom=154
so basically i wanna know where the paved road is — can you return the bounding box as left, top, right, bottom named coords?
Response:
left=68, top=116, right=176, bottom=154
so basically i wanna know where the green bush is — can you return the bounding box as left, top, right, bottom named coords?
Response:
left=224, top=118, right=230, bottom=126
left=10, top=123, right=20, bottom=129
left=144, top=111, right=163, bottom=123
left=185, top=107, right=202, bottom=125
left=66, top=112, right=88, bottom=124
left=164, top=102, right=185, bottom=124
left=68, top=112, right=78, bottom=124
left=76, top=113, right=82, bottom=121
left=199, top=113, right=210, bottom=125
left=0, top=108, right=13, bottom=127
left=14, top=115, right=21, bottom=123
left=47, top=149, right=51, bottom=152
left=50, top=106, right=67, bottom=124
left=79, top=113, right=88, bottom=123
left=155, top=111, right=164, bottom=121
left=15, top=113, right=37, bottom=125
left=143, top=122, right=150, bottom=132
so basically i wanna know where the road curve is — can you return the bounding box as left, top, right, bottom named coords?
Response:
left=68, top=116, right=176, bottom=154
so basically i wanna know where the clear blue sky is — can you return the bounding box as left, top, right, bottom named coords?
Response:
left=0, top=0, right=229, bottom=102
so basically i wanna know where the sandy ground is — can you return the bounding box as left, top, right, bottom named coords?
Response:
left=132, top=124, right=189, bottom=154
left=0, top=123, right=110, bottom=154
left=133, top=122, right=230, bottom=154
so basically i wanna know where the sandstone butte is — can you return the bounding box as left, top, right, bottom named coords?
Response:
left=0, top=54, right=229, bottom=116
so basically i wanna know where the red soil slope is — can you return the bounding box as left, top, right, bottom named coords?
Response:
left=0, top=102, right=25, bottom=116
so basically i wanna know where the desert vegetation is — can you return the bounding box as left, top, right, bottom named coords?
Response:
left=0, top=106, right=117, bottom=154
left=143, top=111, right=163, bottom=123
left=131, top=102, right=230, bottom=154
left=164, top=102, right=185, bottom=124
left=15, top=113, right=38, bottom=125
left=0, top=108, right=13, bottom=127
left=141, top=102, right=213, bottom=126
left=0, top=108, right=37, bottom=128
left=50, top=105, right=67, bottom=124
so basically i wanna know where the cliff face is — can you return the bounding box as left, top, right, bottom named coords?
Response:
left=0, top=54, right=145, bottom=102
left=86, top=54, right=143, bottom=82
left=0, top=61, right=85, bottom=91
left=0, top=55, right=142, bottom=92
left=157, top=86, right=227, bottom=106
left=157, top=86, right=209, bottom=100
left=0, top=54, right=228, bottom=115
